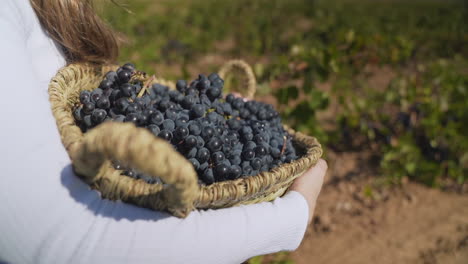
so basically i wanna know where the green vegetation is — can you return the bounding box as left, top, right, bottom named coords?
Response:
left=102, top=0, right=467, bottom=189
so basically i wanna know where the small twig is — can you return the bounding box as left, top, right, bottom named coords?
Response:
left=280, top=135, right=287, bottom=155
left=138, top=75, right=156, bottom=98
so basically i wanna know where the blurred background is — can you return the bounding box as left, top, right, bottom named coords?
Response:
left=101, top=0, right=467, bottom=263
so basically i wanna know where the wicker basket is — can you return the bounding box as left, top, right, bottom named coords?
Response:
left=48, top=60, right=323, bottom=218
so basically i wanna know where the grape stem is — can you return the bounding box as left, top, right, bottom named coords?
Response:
left=137, top=74, right=156, bottom=98
left=280, top=135, right=287, bottom=155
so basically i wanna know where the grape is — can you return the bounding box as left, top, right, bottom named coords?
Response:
left=124, top=113, right=138, bottom=124
left=96, top=96, right=110, bottom=109
left=186, top=148, right=197, bottom=159
left=201, top=168, right=215, bottom=184
left=215, top=164, right=230, bottom=180
left=158, top=130, right=173, bottom=141
left=188, top=121, right=201, bottom=135
left=83, top=102, right=95, bottom=114
left=137, top=113, right=149, bottom=126
left=118, top=70, right=132, bottom=83
left=207, top=87, right=221, bottom=100
left=201, top=126, right=215, bottom=140
left=113, top=115, right=125, bottom=122
left=80, top=91, right=91, bottom=104
left=244, top=141, right=256, bottom=150
left=150, top=112, right=164, bottom=125
left=176, top=80, right=187, bottom=92
left=162, top=119, right=175, bottom=131
left=229, top=165, right=242, bottom=179
left=206, top=137, right=223, bottom=152
left=148, top=124, right=160, bottom=136
left=190, top=104, right=205, bottom=118
left=73, top=63, right=299, bottom=185
left=120, top=83, right=134, bottom=97
left=254, top=146, right=267, bottom=157
left=165, top=109, right=178, bottom=121
left=99, top=79, right=113, bottom=90
left=174, top=126, right=189, bottom=140
left=211, top=151, right=225, bottom=164
left=251, top=158, right=262, bottom=170
left=74, top=107, right=84, bottom=122
left=196, top=147, right=210, bottom=163
left=189, top=158, right=200, bottom=170
left=242, top=149, right=255, bottom=161
left=122, top=62, right=135, bottom=71
left=184, top=135, right=198, bottom=149
left=226, top=93, right=235, bottom=103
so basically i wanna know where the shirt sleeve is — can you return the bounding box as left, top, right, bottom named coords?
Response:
left=0, top=1, right=309, bottom=264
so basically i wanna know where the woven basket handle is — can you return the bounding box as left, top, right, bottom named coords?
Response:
left=219, top=60, right=257, bottom=99
left=71, top=122, right=199, bottom=213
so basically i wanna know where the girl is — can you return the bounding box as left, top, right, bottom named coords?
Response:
left=0, top=1, right=327, bottom=263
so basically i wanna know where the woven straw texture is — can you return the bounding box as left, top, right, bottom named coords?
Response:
left=48, top=60, right=323, bottom=218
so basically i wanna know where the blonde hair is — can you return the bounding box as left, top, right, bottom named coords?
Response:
left=30, top=0, right=119, bottom=64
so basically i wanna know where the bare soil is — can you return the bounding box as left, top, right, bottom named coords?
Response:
left=289, top=150, right=468, bottom=264
left=156, top=60, right=468, bottom=264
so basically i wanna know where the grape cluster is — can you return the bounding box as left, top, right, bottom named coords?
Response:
left=74, top=63, right=298, bottom=185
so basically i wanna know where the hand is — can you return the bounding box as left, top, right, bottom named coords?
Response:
left=289, top=159, right=327, bottom=225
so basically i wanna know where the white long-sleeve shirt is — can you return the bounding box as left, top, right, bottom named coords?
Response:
left=0, top=1, right=309, bottom=263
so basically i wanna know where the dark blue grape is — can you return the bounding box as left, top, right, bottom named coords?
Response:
left=226, top=93, right=235, bottom=103
left=184, top=135, right=198, bottom=149
left=251, top=158, right=262, bottom=170
left=96, top=96, right=110, bottom=109
left=196, top=148, right=210, bottom=163
left=105, top=71, right=118, bottom=83
left=207, top=137, right=223, bottom=152
left=150, top=112, right=164, bottom=125
left=118, top=70, right=132, bottom=83
left=174, top=126, right=189, bottom=140
left=242, top=149, right=255, bottom=161
left=137, top=113, right=149, bottom=126
left=215, top=164, right=230, bottom=180
left=162, top=119, right=175, bottom=131
left=83, top=102, right=95, bottom=114
left=74, top=107, right=83, bottom=121
left=126, top=103, right=139, bottom=114
left=227, top=118, right=241, bottom=130
left=181, top=95, right=196, bottom=109
left=186, top=148, right=197, bottom=159
left=176, top=80, right=187, bottom=92
left=243, top=141, right=257, bottom=150
left=188, top=122, right=201, bottom=135
left=230, top=155, right=242, bottom=166
left=207, top=87, right=221, bottom=100
left=190, top=104, right=205, bottom=118
left=158, top=130, right=173, bottom=141
left=124, top=113, right=138, bottom=124
left=113, top=115, right=125, bottom=122
left=189, top=158, right=200, bottom=170
left=122, top=63, right=136, bottom=71
left=208, top=73, right=219, bottom=81
left=99, top=79, right=113, bottom=90
left=221, top=102, right=233, bottom=115
left=211, top=151, right=225, bottom=164
left=80, top=91, right=91, bottom=104
left=147, top=124, right=160, bottom=136
left=229, top=165, right=242, bottom=179
left=201, top=168, right=215, bottom=184
left=201, top=126, right=215, bottom=140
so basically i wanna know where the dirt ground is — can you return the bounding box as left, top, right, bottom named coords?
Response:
left=288, top=150, right=468, bottom=264
left=160, top=58, right=468, bottom=264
